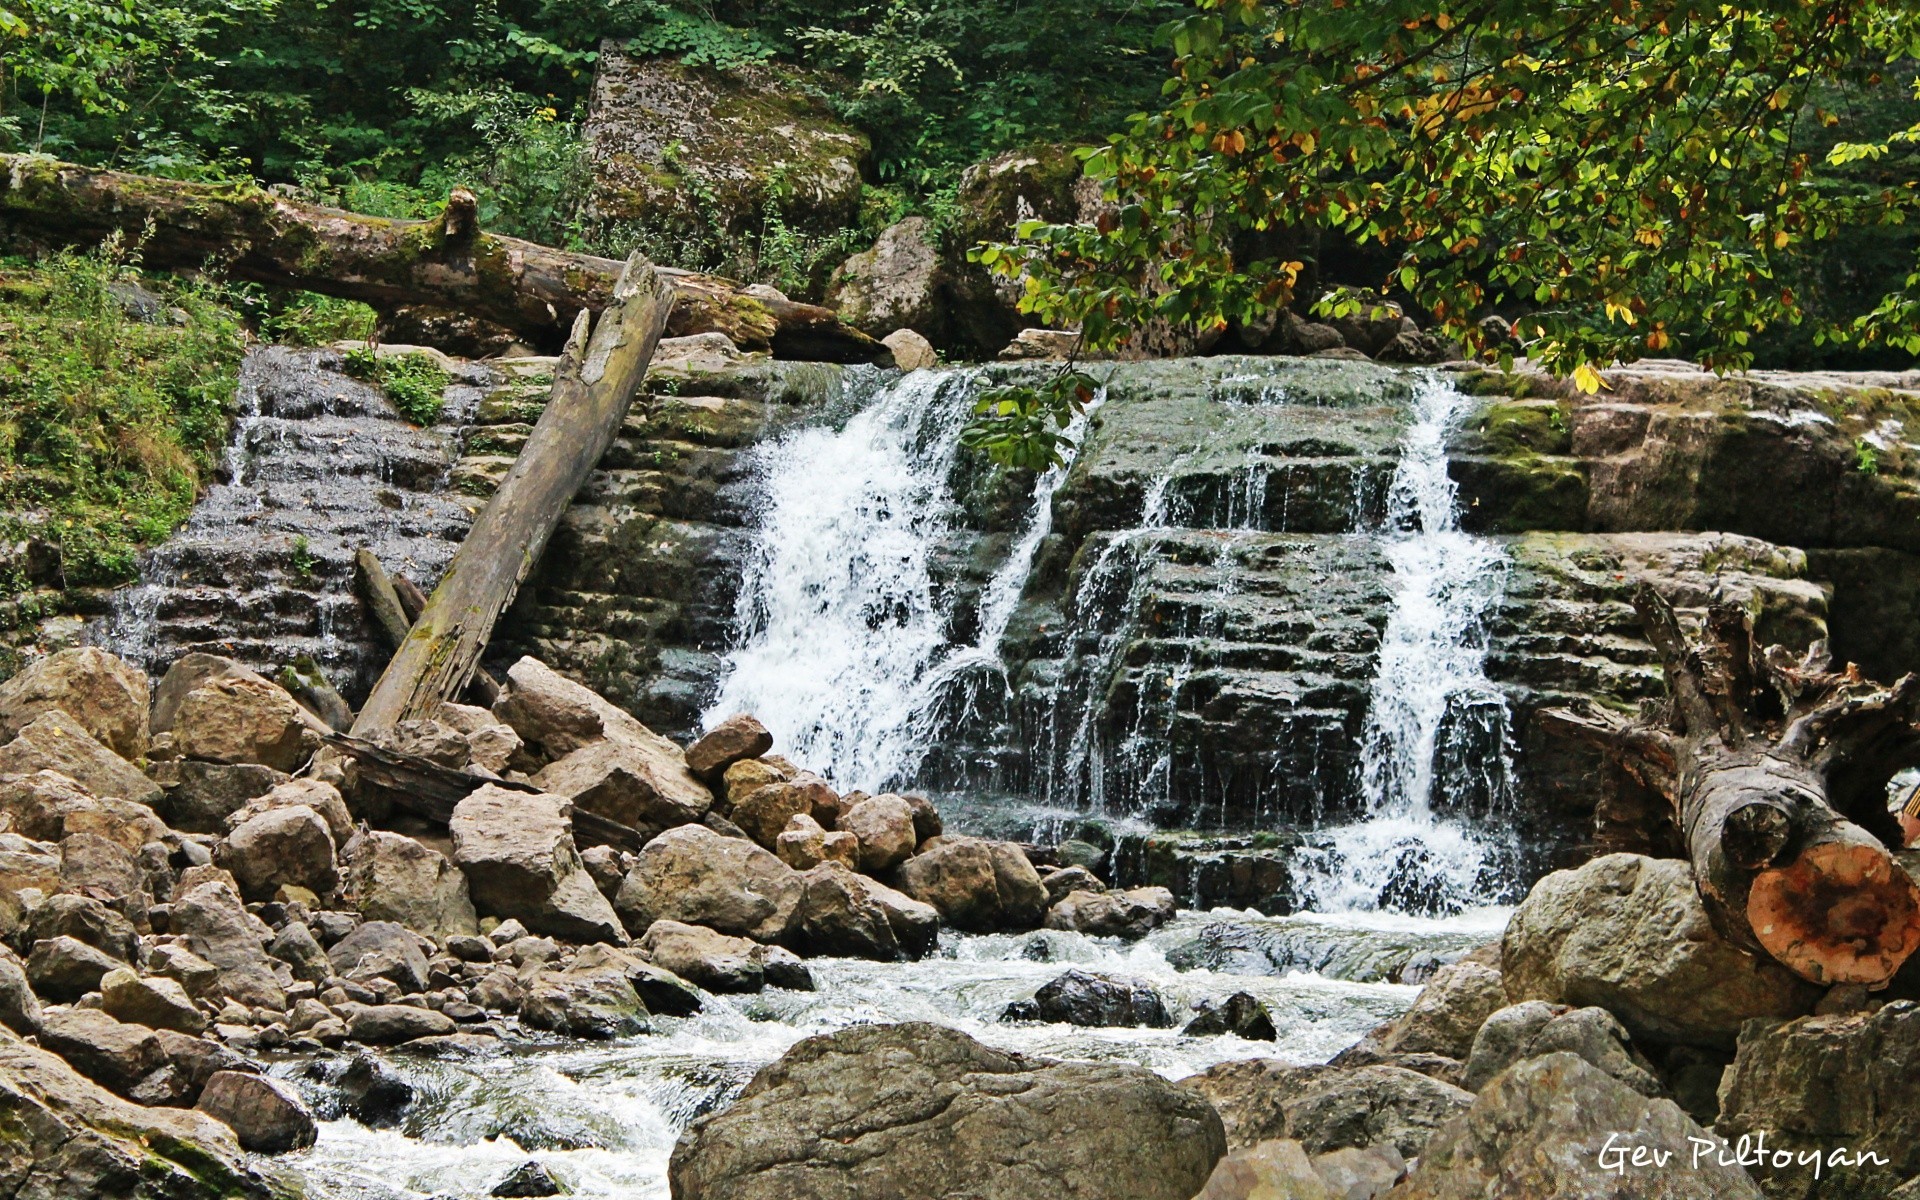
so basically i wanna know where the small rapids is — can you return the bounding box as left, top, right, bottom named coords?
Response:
left=273, top=910, right=1494, bottom=1200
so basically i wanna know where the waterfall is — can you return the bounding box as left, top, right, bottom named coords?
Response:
left=1300, top=375, right=1518, bottom=914
left=705, top=368, right=1092, bottom=792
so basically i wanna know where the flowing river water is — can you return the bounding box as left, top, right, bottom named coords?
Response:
left=237, top=362, right=1518, bottom=1199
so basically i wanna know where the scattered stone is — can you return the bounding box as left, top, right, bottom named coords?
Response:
left=338, top=1001, right=456, bottom=1044
left=28, top=935, right=122, bottom=1002
left=532, top=736, right=711, bottom=837
left=891, top=836, right=1047, bottom=933
left=1184, top=992, right=1278, bottom=1040
left=0, top=710, right=162, bottom=807
left=195, top=1070, right=317, bottom=1153
left=639, top=920, right=767, bottom=993
left=685, top=715, right=774, bottom=782
left=0, top=945, right=42, bottom=1033
left=150, top=1028, right=253, bottom=1106
left=614, top=824, right=801, bottom=943
left=1187, top=1059, right=1473, bottom=1159
left=1045, top=886, right=1176, bottom=940
left=1003, top=969, right=1171, bottom=1028
left=148, top=943, right=222, bottom=1002
left=1042, top=864, right=1106, bottom=904
left=521, top=955, right=649, bottom=1039
left=722, top=758, right=791, bottom=808
left=1364, top=961, right=1507, bottom=1061
left=339, top=829, right=479, bottom=940
left=328, top=921, right=431, bottom=994
left=0, top=647, right=150, bottom=760
left=1390, top=1053, right=1762, bottom=1198
left=218, top=804, right=338, bottom=902
left=839, top=793, right=916, bottom=873
left=170, top=880, right=286, bottom=1009
left=791, top=861, right=938, bottom=961
left=881, top=328, right=938, bottom=371
left=761, top=945, right=815, bottom=992
left=579, top=844, right=628, bottom=900
left=154, top=761, right=290, bottom=833
left=450, top=784, right=625, bottom=944
left=667, top=1022, right=1225, bottom=1200
left=730, top=780, right=819, bottom=850
left=26, top=892, right=137, bottom=961
left=491, top=1159, right=564, bottom=1197
left=1501, top=853, right=1820, bottom=1047
left=99, top=968, right=208, bottom=1034
left=170, top=675, right=318, bottom=772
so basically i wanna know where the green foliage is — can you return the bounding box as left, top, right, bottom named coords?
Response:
left=1856, top=437, right=1881, bottom=475
left=961, top=368, right=1098, bottom=470
left=342, top=347, right=449, bottom=425
left=0, top=244, right=243, bottom=587
left=289, top=534, right=317, bottom=578
left=622, top=1, right=774, bottom=69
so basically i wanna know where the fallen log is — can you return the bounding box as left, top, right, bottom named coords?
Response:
left=354, top=547, right=500, bottom=705
left=350, top=252, right=674, bottom=739
left=322, top=732, right=646, bottom=853
left=0, top=153, right=884, bottom=361
left=1541, top=584, right=1920, bottom=986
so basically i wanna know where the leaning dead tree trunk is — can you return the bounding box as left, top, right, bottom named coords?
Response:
left=0, top=153, right=882, bottom=360
left=1542, top=584, right=1920, bottom=986
left=350, top=252, right=674, bottom=739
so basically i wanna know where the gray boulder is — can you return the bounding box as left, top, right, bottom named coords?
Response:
left=99, top=968, right=208, bottom=1034
left=0, top=944, right=42, bottom=1033
left=449, top=784, right=625, bottom=944
left=25, top=893, right=137, bottom=961
left=338, top=1002, right=456, bottom=1044
left=26, top=935, right=122, bottom=1002
left=1003, top=970, right=1171, bottom=1028
left=0, top=647, right=149, bottom=761
left=1183, top=992, right=1278, bottom=1040
left=1362, top=961, right=1507, bottom=1061
left=1390, top=1053, right=1763, bottom=1198
left=1181, top=1059, right=1472, bottom=1158
left=266, top=920, right=331, bottom=983
left=152, top=761, right=289, bottom=834
left=195, top=1070, right=317, bottom=1153
left=521, top=956, right=650, bottom=1039
left=217, top=804, right=337, bottom=901
left=639, top=919, right=769, bottom=994
left=890, top=836, right=1047, bottom=932
left=1465, top=1002, right=1663, bottom=1096
left=1501, top=853, right=1820, bottom=1048
left=614, top=823, right=801, bottom=943
left=338, top=829, right=479, bottom=940
left=35, top=1007, right=165, bottom=1096
left=791, top=862, right=939, bottom=961
left=669, top=1022, right=1223, bottom=1200
left=327, top=921, right=431, bottom=993
left=168, top=880, right=285, bottom=1009
left=1044, top=886, right=1176, bottom=940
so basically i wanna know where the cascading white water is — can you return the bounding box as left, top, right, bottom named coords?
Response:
left=1301, top=375, right=1518, bottom=914
left=705, top=369, right=1094, bottom=792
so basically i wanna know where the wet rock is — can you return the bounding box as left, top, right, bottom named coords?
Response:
left=217, top=804, right=338, bottom=902
left=791, top=862, right=939, bottom=961
left=521, top=955, right=650, bottom=1039
left=1714, top=1000, right=1920, bottom=1199
left=0, top=710, right=162, bottom=807
left=449, top=784, right=626, bottom=944
left=1042, top=864, right=1105, bottom=904
left=638, top=919, right=769, bottom=993
left=171, top=674, right=319, bottom=772
left=890, top=836, right=1047, bottom=933
left=1003, top=969, right=1171, bottom=1028
left=36, top=1006, right=165, bottom=1095
left=1183, top=992, right=1277, bottom=1040
left=1465, top=1002, right=1662, bottom=1097
left=169, top=879, right=286, bottom=1009
left=339, top=1052, right=415, bottom=1125
left=153, top=761, right=289, bottom=834
left=27, top=935, right=122, bottom=1002
left=614, top=823, right=801, bottom=942
left=338, top=1001, right=457, bottom=1044
left=339, top=829, right=479, bottom=940
left=0, top=647, right=149, bottom=760
left=195, top=1070, right=316, bottom=1153
left=1391, top=1053, right=1763, bottom=1198
left=685, top=715, right=773, bottom=783
left=760, top=945, right=814, bottom=991
left=491, top=1159, right=564, bottom=1197
left=668, top=1022, right=1225, bottom=1200
left=1181, top=1059, right=1473, bottom=1158
left=0, top=1023, right=271, bottom=1198
left=99, top=968, right=208, bottom=1034
left=1044, top=885, right=1176, bottom=940
left=328, top=921, right=431, bottom=993
left=839, top=793, right=916, bottom=873
left=25, top=893, right=137, bottom=962
left=1501, top=853, right=1820, bottom=1048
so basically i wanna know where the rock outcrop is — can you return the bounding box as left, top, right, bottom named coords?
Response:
left=668, top=1022, right=1225, bottom=1200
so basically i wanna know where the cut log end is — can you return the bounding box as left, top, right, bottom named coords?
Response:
left=1748, top=841, right=1920, bottom=985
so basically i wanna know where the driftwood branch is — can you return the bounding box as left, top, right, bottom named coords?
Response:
left=0, top=153, right=883, bottom=361
left=350, top=253, right=673, bottom=738
left=1545, top=584, right=1920, bottom=986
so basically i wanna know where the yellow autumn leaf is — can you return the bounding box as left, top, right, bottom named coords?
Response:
left=1572, top=364, right=1604, bottom=394
left=1772, top=229, right=1791, bottom=249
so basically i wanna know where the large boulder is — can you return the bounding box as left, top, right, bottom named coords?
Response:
left=667, top=1022, right=1225, bottom=1200
left=826, top=217, right=947, bottom=339
left=34, top=1007, right=165, bottom=1096
left=791, top=862, right=938, bottom=961
left=26, top=935, right=122, bottom=1002
left=0, top=648, right=149, bottom=760
left=890, top=836, right=1047, bottom=932
left=1389, top=1053, right=1764, bottom=1198
left=1183, top=1059, right=1472, bottom=1159
left=1003, top=970, right=1172, bottom=1028
left=730, top=779, right=825, bottom=851
left=170, top=674, right=319, bottom=772
left=0, top=1023, right=274, bottom=1198
left=684, top=715, right=773, bottom=783
left=168, top=879, right=285, bottom=1009
left=195, top=1070, right=317, bottom=1153
left=1361, top=961, right=1507, bottom=1061
left=151, top=761, right=289, bottom=833
left=521, top=955, right=650, bottom=1039
left=582, top=45, right=867, bottom=246
left=0, top=711, right=161, bottom=807
left=150, top=653, right=248, bottom=733
left=1715, top=1000, right=1920, bottom=1200
left=225, top=777, right=353, bottom=846
left=25, top=893, right=137, bottom=962
left=327, top=921, right=431, bottom=994
left=99, top=968, right=207, bottom=1034
left=1501, top=854, right=1821, bottom=1048
left=449, top=784, right=625, bottom=944
left=614, top=824, right=801, bottom=943
left=217, top=804, right=337, bottom=902
left=638, top=919, right=769, bottom=994
left=338, top=829, right=479, bottom=941
left=1044, top=886, right=1177, bottom=940
left=0, top=771, right=168, bottom=851
left=1464, top=1003, right=1663, bottom=1097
